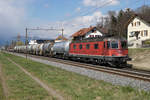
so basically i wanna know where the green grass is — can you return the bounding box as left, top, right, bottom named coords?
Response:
left=3, top=52, right=150, bottom=100
left=128, top=48, right=150, bottom=57
left=0, top=82, right=4, bottom=100
left=0, top=52, right=54, bottom=100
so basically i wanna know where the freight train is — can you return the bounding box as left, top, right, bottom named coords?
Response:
left=13, top=37, right=131, bottom=67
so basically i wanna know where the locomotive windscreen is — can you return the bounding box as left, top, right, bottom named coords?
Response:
left=111, top=41, right=118, bottom=49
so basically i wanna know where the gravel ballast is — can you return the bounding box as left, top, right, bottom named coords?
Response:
left=8, top=52, right=150, bottom=91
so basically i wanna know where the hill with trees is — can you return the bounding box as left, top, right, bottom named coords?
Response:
left=96, top=5, right=150, bottom=39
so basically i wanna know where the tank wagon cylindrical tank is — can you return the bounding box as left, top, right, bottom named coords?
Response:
left=30, top=45, right=35, bottom=54
left=27, top=45, right=32, bottom=54
left=14, top=46, right=17, bottom=52
left=43, top=43, right=53, bottom=56
left=19, top=46, right=22, bottom=53
left=32, top=44, right=37, bottom=55
left=51, top=40, right=71, bottom=57
left=35, top=44, right=40, bottom=55
left=23, top=46, right=26, bottom=53
left=38, top=44, right=44, bottom=56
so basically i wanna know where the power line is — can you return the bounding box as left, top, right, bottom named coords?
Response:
left=81, top=0, right=117, bottom=16
left=60, top=0, right=120, bottom=21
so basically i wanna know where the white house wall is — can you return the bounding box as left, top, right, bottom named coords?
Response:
left=85, top=30, right=103, bottom=38
left=128, top=17, right=150, bottom=48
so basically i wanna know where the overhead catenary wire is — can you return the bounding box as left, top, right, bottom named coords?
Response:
left=60, top=0, right=120, bottom=22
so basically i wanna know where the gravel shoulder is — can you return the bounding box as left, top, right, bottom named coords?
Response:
left=128, top=48, right=150, bottom=71
left=3, top=51, right=150, bottom=100
left=7, top=52, right=150, bottom=92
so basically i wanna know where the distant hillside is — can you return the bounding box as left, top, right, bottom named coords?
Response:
left=0, top=36, right=54, bottom=46
left=128, top=48, right=150, bottom=71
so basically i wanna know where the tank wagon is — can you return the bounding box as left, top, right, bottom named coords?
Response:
left=38, top=43, right=44, bottom=56
left=51, top=41, right=71, bottom=58
left=13, top=37, right=131, bottom=67
left=43, top=43, right=53, bottom=56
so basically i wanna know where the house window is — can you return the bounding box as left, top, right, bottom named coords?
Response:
left=144, top=30, right=148, bottom=36
left=86, top=44, right=90, bottom=49
left=141, top=31, right=143, bottom=36
left=95, top=35, right=100, bottom=38
left=137, top=22, right=140, bottom=26
left=129, top=32, right=134, bottom=37
left=79, top=44, right=82, bottom=49
left=90, top=35, right=94, bottom=38
left=132, top=23, right=134, bottom=27
left=94, top=44, right=99, bottom=49
left=135, top=22, right=136, bottom=26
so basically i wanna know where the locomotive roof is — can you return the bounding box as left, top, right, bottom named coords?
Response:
left=72, top=36, right=126, bottom=43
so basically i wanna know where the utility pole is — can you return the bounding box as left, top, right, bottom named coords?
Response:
left=26, top=28, right=28, bottom=59
left=17, top=34, right=21, bottom=42
left=62, top=28, right=64, bottom=37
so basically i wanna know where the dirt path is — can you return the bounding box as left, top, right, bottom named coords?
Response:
left=0, top=63, right=9, bottom=100
left=7, top=58, right=64, bottom=100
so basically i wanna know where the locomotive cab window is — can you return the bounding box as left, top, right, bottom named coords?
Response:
left=79, top=44, right=82, bottom=49
left=73, top=45, right=76, bottom=49
left=86, top=44, right=90, bottom=49
left=121, top=41, right=127, bottom=49
left=111, top=41, right=118, bottom=49
left=94, top=44, right=99, bottom=49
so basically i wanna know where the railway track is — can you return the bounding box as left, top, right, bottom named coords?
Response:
left=8, top=52, right=150, bottom=82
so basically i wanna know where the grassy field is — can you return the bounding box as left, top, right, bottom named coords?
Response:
left=0, top=52, right=55, bottom=100
left=128, top=48, right=150, bottom=57
left=0, top=82, right=4, bottom=100
left=128, top=48, right=150, bottom=70
left=2, top=52, right=150, bottom=100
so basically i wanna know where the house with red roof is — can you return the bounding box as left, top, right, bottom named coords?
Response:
left=71, top=26, right=108, bottom=40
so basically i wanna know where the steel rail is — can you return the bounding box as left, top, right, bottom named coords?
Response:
left=7, top=52, right=150, bottom=82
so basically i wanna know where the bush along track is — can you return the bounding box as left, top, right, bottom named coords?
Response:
left=0, top=52, right=56, bottom=100
left=3, top=52, right=150, bottom=100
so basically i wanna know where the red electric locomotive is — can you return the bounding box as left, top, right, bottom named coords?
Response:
left=69, top=37, right=131, bottom=67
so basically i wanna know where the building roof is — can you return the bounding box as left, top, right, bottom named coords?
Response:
left=71, top=26, right=95, bottom=37
left=71, top=26, right=108, bottom=38
left=126, top=14, right=150, bottom=27
left=55, top=35, right=68, bottom=41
